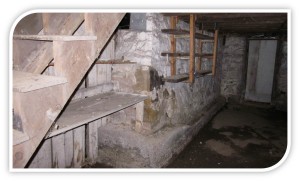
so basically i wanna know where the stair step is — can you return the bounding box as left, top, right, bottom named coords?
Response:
left=13, top=71, right=67, bottom=93
left=13, top=129, right=29, bottom=145
left=13, top=35, right=97, bottom=41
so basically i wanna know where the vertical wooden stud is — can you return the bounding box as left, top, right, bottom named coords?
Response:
left=64, top=130, right=74, bottom=168
left=28, top=138, right=52, bottom=168
left=189, top=14, right=196, bottom=83
left=51, top=134, right=65, bottom=168
left=212, top=29, right=219, bottom=76
left=87, top=121, right=98, bottom=163
left=170, top=16, right=176, bottom=76
left=97, top=64, right=107, bottom=84
left=73, top=126, right=85, bottom=168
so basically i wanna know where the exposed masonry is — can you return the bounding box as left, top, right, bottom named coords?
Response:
left=93, top=13, right=224, bottom=167
left=220, top=35, right=247, bottom=99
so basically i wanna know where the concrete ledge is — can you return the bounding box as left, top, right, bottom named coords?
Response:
left=97, top=97, right=226, bottom=168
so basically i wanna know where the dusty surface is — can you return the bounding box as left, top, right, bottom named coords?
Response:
left=166, top=103, right=287, bottom=168
left=84, top=102, right=287, bottom=168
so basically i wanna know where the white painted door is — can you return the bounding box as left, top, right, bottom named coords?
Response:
left=245, top=40, right=278, bottom=103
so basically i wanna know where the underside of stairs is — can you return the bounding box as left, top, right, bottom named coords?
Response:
left=12, top=13, right=125, bottom=168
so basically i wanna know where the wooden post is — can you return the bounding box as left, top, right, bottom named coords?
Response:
left=212, top=29, right=219, bottom=76
left=170, top=16, right=176, bottom=76
left=189, top=14, right=196, bottom=83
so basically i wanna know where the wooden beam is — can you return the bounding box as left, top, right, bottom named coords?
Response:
left=84, top=13, right=125, bottom=58
left=14, top=13, right=43, bottom=35
left=170, top=16, right=176, bottom=76
left=189, top=14, right=196, bottom=83
left=161, top=29, right=214, bottom=40
left=13, top=35, right=97, bottom=41
left=212, top=29, right=219, bottom=76
left=161, top=52, right=213, bottom=58
left=163, top=74, right=189, bottom=83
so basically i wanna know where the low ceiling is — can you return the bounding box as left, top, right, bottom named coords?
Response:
left=161, top=13, right=287, bottom=34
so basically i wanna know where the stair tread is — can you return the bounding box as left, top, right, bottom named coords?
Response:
left=13, top=129, right=29, bottom=145
left=13, top=35, right=97, bottom=41
left=47, top=91, right=147, bottom=138
left=13, top=71, right=67, bottom=93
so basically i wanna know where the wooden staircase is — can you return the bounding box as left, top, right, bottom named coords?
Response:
left=12, top=13, right=125, bottom=168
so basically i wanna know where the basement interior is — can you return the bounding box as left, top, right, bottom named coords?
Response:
left=12, top=12, right=288, bottom=169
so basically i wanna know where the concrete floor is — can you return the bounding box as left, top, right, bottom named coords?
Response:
left=167, top=102, right=287, bottom=168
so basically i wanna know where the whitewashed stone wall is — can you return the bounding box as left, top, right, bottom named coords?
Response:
left=114, top=13, right=221, bottom=131
left=220, top=35, right=247, bottom=99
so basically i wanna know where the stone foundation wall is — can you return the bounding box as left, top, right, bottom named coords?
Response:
left=114, top=13, right=221, bottom=132
left=220, top=35, right=247, bottom=100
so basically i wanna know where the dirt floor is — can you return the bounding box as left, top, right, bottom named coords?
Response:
left=166, top=102, right=287, bottom=168
left=84, top=102, right=287, bottom=169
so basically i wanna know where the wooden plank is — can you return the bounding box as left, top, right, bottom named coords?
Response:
left=28, top=139, right=52, bottom=168
left=14, top=13, right=43, bottom=35
left=13, top=83, right=66, bottom=168
left=13, top=129, right=29, bottom=146
left=84, top=13, right=125, bottom=58
left=13, top=39, right=52, bottom=72
left=163, top=74, right=189, bottom=83
left=13, top=35, right=97, bottom=41
left=71, top=83, right=114, bottom=101
left=13, top=71, right=67, bottom=93
left=51, top=134, right=66, bottom=168
left=196, top=70, right=212, bottom=76
left=162, top=29, right=214, bottom=40
left=16, top=13, right=84, bottom=74
left=87, top=121, right=99, bottom=163
left=170, top=16, right=176, bottom=76
left=42, top=13, right=84, bottom=35
left=73, top=126, right=85, bottom=168
left=47, top=92, right=147, bottom=138
left=87, top=64, right=98, bottom=87
left=53, top=40, right=95, bottom=99
left=37, top=139, right=52, bottom=168
left=189, top=14, right=196, bottom=83
left=97, top=64, right=107, bottom=84
left=161, top=52, right=213, bottom=58
left=212, top=29, right=219, bottom=76
left=105, top=64, right=112, bottom=83
left=64, top=130, right=74, bottom=168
